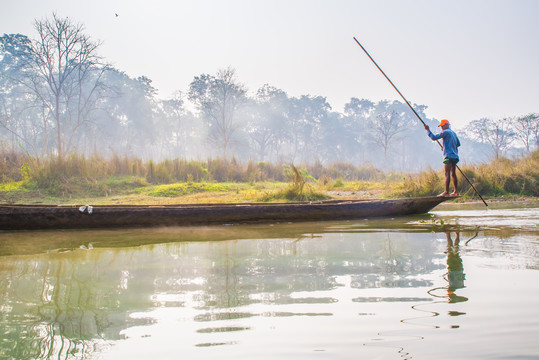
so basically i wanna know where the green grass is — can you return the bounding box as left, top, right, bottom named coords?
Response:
left=142, top=182, right=244, bottom=197
left=0, top=181, right=26, bottom=192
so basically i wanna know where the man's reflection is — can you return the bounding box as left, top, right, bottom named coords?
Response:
left=445, top=232, right=468, bottom=304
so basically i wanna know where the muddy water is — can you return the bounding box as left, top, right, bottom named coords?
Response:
left=0, top=202, right=538, bottom=359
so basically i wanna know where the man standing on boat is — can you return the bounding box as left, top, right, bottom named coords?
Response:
left=424, top=119, right=461, bottom=197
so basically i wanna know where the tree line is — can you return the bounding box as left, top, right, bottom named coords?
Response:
left=1, top=14, right=537, bottom=172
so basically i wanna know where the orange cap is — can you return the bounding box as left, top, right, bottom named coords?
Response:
left=438, top=119, right=449, bottom=127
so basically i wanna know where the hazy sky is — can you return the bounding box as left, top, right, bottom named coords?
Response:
left=2, top=0, right=538, bottom=128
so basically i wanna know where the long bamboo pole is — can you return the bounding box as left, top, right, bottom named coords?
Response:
left=353, top=37, right=488, bottom=206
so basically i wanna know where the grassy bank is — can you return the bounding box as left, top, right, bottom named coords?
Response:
left=0, top=178, right=398, bottom=205
left=0, top=150, right=537, bottom=204
left=399, top=150, right=539, bottom=199
left=0, top=151, right=386, bottom=204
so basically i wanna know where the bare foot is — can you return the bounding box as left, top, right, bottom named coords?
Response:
left=450, top=192, right=459, bottom=196
left=438, top=192, right=449, bottom=197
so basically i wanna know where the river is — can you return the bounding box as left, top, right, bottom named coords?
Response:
left=0, top=201, right=538, bottom=359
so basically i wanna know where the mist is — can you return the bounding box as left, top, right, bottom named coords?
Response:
left=1, top=19, right=537, bottom=172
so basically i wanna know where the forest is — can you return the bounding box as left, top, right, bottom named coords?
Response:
left=1, top=14, right=538, bottom=175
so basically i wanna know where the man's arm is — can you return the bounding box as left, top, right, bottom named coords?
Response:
left=425, top=124, right=443, bottom=141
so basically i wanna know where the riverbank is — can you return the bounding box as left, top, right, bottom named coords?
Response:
left=1, top=178, right=536, bottom=206
left=1, top=150, right=537, bottom=205
left=0, top=180, right=389, bottom=205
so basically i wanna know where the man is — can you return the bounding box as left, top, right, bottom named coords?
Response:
left=424, top=119, right=461, bottom=196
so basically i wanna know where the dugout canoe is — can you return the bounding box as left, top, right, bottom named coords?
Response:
left=0, top=196, right=456, bottom=230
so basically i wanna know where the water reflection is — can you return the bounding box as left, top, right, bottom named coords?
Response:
left=444, top=232, right=467, bottom=304
left=0, top=207, right=538, bottom=359
left=420, top=232, right=468, bottom=323
left=367, top=231, right=469, bottom=358
left=0, top=228, right=444, bottom=359
left=0, top=250, right=151, bottom=359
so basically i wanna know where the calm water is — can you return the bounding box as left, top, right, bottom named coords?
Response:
left=0, top=202, right=538, bottom=360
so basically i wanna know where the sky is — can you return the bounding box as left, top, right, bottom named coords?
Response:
left=1, top=0, right=538, bottom=128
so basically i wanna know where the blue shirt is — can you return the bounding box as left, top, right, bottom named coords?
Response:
left=428, top=128, right=460, bottom=160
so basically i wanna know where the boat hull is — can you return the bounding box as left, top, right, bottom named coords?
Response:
left=0, top=196, right=454, bottom=230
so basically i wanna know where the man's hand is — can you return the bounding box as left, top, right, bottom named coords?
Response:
left=424, top=124, right=430, bottom=131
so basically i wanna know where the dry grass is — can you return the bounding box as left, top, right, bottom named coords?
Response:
left=1, top=150, right=537, bottom=204
left=399, top=150, right=539, bottom=198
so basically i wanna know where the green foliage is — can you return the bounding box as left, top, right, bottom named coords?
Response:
left=144, top=182, right=236, bottom=197
left=20, top=162, right=30, bottom=181
left=332, top=178, right=345, bottom=188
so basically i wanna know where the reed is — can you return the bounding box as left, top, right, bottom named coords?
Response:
left=258, top=164, right=330, bottom=202
left=307, top=161, right=384, bottom=181
left=1, top=150, right=537, bottom=202
left=400, top=150, right=539, bottom=198
left=1, top=152, right=388, bottom=187
left=0, top=149, right=31, bottom=182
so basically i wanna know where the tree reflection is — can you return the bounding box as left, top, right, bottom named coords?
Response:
left=0, top=232, right=446, bottom=358
left=0, top=251, right=154, bottom=359
left=4, top=227, right=517, bottom=359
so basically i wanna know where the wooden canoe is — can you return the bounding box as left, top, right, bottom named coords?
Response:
left=0, top=196, right=456, bottom=230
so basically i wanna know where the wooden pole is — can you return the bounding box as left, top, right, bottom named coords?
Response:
left=353, top=37, right=488, bottom=206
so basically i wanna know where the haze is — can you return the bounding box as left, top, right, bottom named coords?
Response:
left=2, top=0, right=538, bottom=129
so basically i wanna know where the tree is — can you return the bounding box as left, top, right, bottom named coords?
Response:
left=155, top=91, right=199, bottom=158
left=188, top=67, right=246, bottom=158
left=96, top=70, right=158, bottom=157
left=0, top=34, right=46, bottom=155
left=344, top=97, right=374, bottom=120
left=368, top=101, right=408, bottom=168
left=243, top=84, right=289, bottom=161
left=27, top=13, right=108, bottom=158
left=512, top=113, right=539, bottom=152
left=466, top=117, right=515, bottom=160
left=286, top=95, right=331, bottom=163
left=343, top=98, right=375, bottom=163
left=318, top=111, right=351, bottom=163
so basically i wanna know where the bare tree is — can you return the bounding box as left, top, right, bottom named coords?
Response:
left=512, top=113, right=539, bottom=152
left=27, top=13, right=108, bottom=158
left=369, top=101, right=407, bottom=168
left=188, top=67, right=246, bottom=158
left=466, top=117, right=515, bottom=160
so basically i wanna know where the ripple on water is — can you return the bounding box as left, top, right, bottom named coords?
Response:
left=432, top=207, right=539, bottom=230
